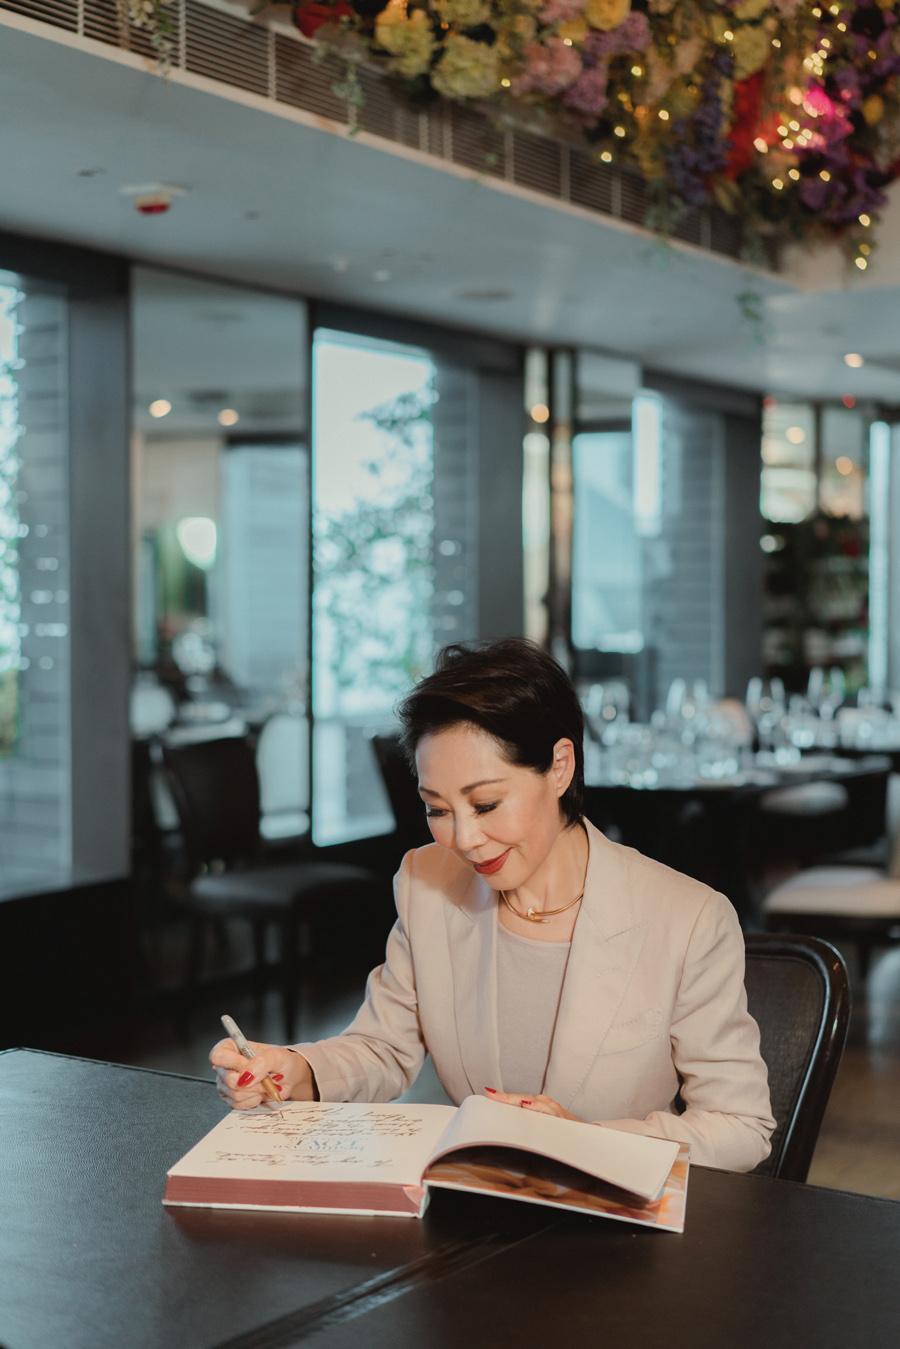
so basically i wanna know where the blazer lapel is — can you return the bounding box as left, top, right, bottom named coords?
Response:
left=543, top=823, right=649, bottom=1109
left=444, top=869, right=503, bottom=1097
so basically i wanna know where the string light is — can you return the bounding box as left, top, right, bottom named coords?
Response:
left=658, top=109, right=670, bottom=121
left=600, top=150, right=613, bottom=163
left=631, top=65, right=643, bottom=77
left=782, top=139, right=794, bottom=150
left=771, top=38, right=781, bottom=48
left=819, top=169, right=831, bottom=182
left=723, top=30, right=734, bottom=41
left=614, top=125, right=626, bottom=137
left=500, top=77, right=511, bottom=87
left=772, top=178, right=785, bottom=191
left=789, top=120, right=800, bottom=131
left=837, top=21, right=846, bottom=31
left=858, top=213, right=871, bottom=227
left=788, top=168, right=801, bottom=181
left=754, top=137, right=768, bottom=153
left=855, top=256, right=869, bottom=271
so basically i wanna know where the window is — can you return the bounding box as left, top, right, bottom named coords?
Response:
left=311, top=328, right=479, bottom=844
left=0, top=275, right=71, bottom=891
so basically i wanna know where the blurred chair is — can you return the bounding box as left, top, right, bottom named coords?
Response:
left=159, top=734, right=386, bottom=1038
left=370, top=733, right=432, bottom=856
left=763, top=861, right=900, bottom=986
left=130, top=676, right=176, bottom=738
left=256, top=712, right=310, bottom=843
left=744, top=933, right=850, bottom=1182
left=754, top=760, right=890, bottom=878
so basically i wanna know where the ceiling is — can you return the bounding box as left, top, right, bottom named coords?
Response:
left=3, top=11, right=900, bottom=408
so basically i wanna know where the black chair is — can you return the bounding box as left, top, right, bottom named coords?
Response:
left=744, top=932, right=850, bottom=1182
left=158, top=734, right=387, bottom=1039
left=371, top=732, right=432, bottom=856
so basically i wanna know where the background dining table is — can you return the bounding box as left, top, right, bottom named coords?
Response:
left=583, top=753, right=892, bottom=921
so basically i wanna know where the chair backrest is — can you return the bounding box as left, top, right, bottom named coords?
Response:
left=159, top=734, right=262, bottom=872
left=744, top=932, right=850, bottom=1182
left=370, top=733, right=432, bottom=854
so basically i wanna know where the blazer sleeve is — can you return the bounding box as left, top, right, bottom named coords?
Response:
left=594, top=891, right=776, bottom=1172
left=290, top=850, right=427, bottom=1102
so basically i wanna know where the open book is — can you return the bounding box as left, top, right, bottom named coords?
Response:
left=164, top=1096, right=689, bottom=1233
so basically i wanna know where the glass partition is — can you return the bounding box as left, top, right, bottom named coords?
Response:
left=131, top=268, right=309, bottom=839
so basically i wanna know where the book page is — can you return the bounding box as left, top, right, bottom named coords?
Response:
left=168, top=1102, right=457, bottom=1187
left=425, top=1096, right=680, bottom=1201
left=425, top=1143, right=690, bottom=1233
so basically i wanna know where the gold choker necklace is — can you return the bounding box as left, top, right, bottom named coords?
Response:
left=500, top=888, right=584, bottom=924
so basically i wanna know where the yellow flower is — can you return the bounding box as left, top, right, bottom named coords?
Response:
left=585, top=0, right=631, bottom=32
left=667, top=78, right=700, bottom=118
left=432, top=33, right=501, bottom=98
left=732, top=24, right=771, bottom=79
left=862, top=94, right=884, bottom=125
left=734, top=0, right=769, bottom=19
left=375, top=4, right=436, bottom=79
left=433, top=0, right=490, bottom=27
left=557, top=16, right=589, bottom=43
left=376, top=0, right=407, bottom=30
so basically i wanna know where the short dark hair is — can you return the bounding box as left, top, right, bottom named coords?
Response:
left=396, top=638, right=584, bottom=826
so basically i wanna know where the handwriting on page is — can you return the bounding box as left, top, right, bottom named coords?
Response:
left=212, top=1106, right=426, bottom=1168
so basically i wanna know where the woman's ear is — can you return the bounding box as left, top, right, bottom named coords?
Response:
left=551, top=738, right=576, bottom=798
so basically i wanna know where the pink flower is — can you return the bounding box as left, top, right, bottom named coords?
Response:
left=562, top=62, right=609, bottom=116
left=513, top=38, right=582, bottom=96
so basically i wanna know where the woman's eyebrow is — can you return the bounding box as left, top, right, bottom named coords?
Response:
left=418, top=778, right=506, bottom=798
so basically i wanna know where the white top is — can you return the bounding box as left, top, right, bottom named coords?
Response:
left=496, top=924, right=571, bottom=1096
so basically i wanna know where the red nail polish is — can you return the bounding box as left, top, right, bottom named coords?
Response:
left=521, top=1100, right=532, bottom=1106
left=484, top=1087, right=496, bottom=1094
left=237, top=1071, right=255, bottom=1087
left=271, top=1074, right=284, bottom=1082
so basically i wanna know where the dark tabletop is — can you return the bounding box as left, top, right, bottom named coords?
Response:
left=1, top=1049, right=898, bottom=1349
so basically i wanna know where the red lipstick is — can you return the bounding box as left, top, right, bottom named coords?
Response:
left=473, top=850, right=511, bottom=875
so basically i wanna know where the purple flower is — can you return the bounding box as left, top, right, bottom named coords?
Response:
left=584, top=12, right=650, bottom=59
left=562, top=63, right=610, bottom=117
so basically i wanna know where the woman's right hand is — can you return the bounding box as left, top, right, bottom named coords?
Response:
left=209, top=1038, right=318, bottom=1110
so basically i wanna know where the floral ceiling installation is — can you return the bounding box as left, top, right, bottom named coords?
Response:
left=135, top=0, right=900, bottom=261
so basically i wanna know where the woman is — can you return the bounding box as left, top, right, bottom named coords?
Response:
left=211, top=639, right=775, bottom=1172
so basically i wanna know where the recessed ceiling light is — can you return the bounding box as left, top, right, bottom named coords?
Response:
left=530, top=403, right=550, bottom=424
left=843, top=352, right=864, bottom=368
left=149, top=399, right=172, bottom=418
left=217, top=408, right=239, bottom=427
left=785, top=425, right=806, bottom=445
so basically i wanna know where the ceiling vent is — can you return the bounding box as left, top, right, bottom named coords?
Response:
left=2, top=0, right=756, bottom=265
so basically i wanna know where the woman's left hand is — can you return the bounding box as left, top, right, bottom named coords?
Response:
left=484, top=1088, right=579, bottom=1121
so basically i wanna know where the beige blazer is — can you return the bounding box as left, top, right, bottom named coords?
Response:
left=295, top=820, right=776, bottom=1172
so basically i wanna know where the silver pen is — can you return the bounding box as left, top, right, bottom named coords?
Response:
left=220, top=1013, right=282, bottom=1103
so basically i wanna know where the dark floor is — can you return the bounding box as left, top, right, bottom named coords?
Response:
left=104, top=912, right=900, bottom=1201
